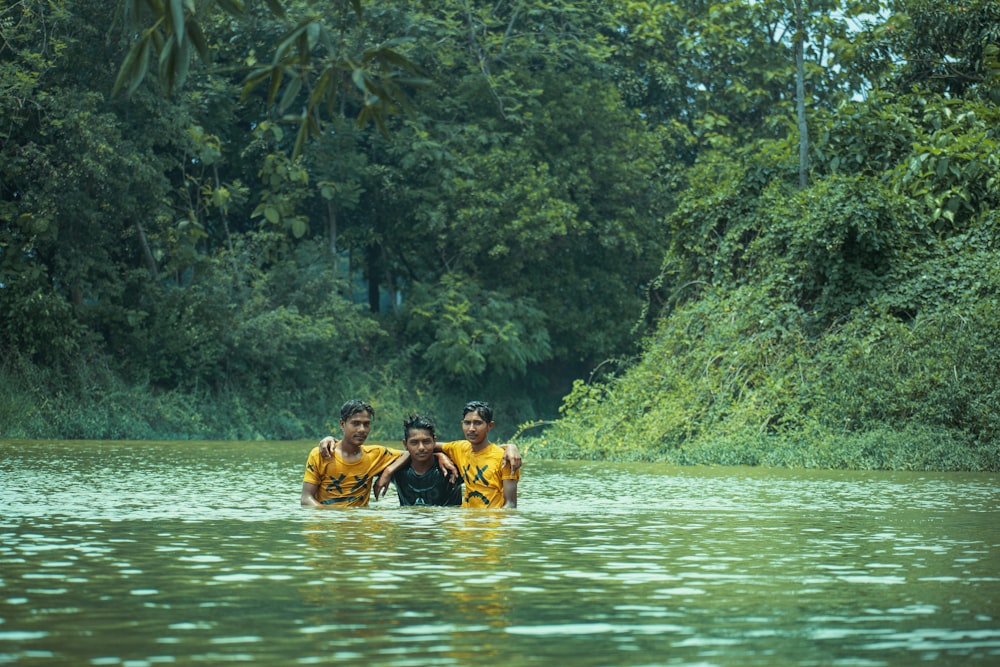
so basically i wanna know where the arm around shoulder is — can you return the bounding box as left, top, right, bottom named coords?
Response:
left=500, top=442, right=522, bottom=472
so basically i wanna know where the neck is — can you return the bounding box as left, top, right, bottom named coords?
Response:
left=470, top=439, right=491, bottom=452
left=410, top=457, right=434, bottom=475
left=340, top=440, right=362, bottom=456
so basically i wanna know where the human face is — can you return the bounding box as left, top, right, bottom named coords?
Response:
left=462, top=412, right=494, bottom=448
left=340, top=411, right=372, bottom=448
left=403, top=428, right=436, bottom=463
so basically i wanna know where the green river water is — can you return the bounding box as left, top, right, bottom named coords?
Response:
left=0, top=439, right=997, bottom=666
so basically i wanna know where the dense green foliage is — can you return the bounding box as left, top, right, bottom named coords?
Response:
left=524, top=0, right=1000, bottom=470
left=1, top=0, right=997, bottom=469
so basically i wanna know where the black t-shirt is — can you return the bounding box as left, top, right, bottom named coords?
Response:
left=394, top=461, right=462, bottom=506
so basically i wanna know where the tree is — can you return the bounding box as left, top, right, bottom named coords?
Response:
left=794, top=0, right=809, bottom=187
left=115, top=0, right=426, bottom=155
left=1, top=0, right=184, bottom=366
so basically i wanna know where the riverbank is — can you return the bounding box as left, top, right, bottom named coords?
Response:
left=516, top=291, right=1000, bottom=473
left=519, top=422, right=996, bottom=471
left=3, top=355, right=995, bottom=471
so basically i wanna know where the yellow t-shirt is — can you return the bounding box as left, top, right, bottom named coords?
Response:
left=439, top=440, right=520, bottom=508
left=303, top=445, right=402, bottom=506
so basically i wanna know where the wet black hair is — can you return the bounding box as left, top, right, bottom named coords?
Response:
left=340, top=399, right=375, bottom=422
left=403, top=414, right=437, bottom=441
left=462, top=400, right=493, bottom=424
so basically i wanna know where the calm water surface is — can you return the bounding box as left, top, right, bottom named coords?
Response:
left=1, top=440, right=998, bottom=666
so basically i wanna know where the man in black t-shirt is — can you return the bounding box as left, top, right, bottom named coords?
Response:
left=392, top=414, right=462, bottom=506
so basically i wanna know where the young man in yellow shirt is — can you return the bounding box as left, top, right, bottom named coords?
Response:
left=301, top=399, right=402, bottom=507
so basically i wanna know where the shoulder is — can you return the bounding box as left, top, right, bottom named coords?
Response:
left=439, top=440, right=469, bottom=453
left=362, top=445, right=401, bottom=456
left=479, top=443, right=505, bottom=457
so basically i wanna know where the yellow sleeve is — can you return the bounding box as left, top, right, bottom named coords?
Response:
left=303, top=447, right=324, bottom=485
left=436, top=440, right=457, bottom=462
left=369, top=446, right=403, bottom=474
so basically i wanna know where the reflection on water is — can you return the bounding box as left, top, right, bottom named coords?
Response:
left=0, top=440, right=998, bottom=666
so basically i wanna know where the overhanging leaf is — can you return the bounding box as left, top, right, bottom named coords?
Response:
left=169, top=0, right=185, bottom=46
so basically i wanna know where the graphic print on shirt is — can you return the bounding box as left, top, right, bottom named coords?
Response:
left=319, top=474, right=372, bottom=504
left=461, top=463, right=491, bottom=506
left=469, top=464, right=488, bottom=485
left=465, top=489, right=491, bottom=506
left=395, top=464, right=462, bottom=506
left=324, top=473, right=346, bottom=494
left=462, top=463, right=490, bottom=485
left=349, top=473, right=371, bottom=493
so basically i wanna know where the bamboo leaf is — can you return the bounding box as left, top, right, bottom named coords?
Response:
left=306, top=21, right=321, bottom=51
left=173, top=37, right=192, bottom=91
left=261, top=0, right=286, bottom=18
left=351, top=68, right=367, bottom=94
left=113, top=33, right=151, bottom=96
left=308, top=69, right=331, bottom=108
left=169, top=0, right=185, bottom=46
left=278, top=76, right=302, bottom=113
left=267, top=66, right=283, bottom=104
left=215, top=0, right=244, bottom=15
left=292, top=119, right=309, bottom=157
left=187, top=19, right=210, bottom=62
left=275, top=22, right=308, bottom=61
left=158, top=37, right=175, bottom=88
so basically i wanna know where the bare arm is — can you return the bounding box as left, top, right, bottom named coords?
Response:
left=436, top=452, right=459, bottom=482
left=301, top=482, right=322, bottom=507
left=502, top=479, right=518, bottom=509
left=373, top=453, right=409, bottom=499
left=432, top=442, right=521, bottom=472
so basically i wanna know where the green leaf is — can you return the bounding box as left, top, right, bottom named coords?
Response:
left=292, top=117, right=309, bottom=159
left=169, top=0, right=186, bottom=47
left=275, top=22, right=309, bottom=62
left=173, top=36, right=192, bottom=92
left=187, top=19, right=210, bottom=62
left=351, top=68, right=367, bottom=94
left=261, top=0, right=286, bottom=18
left=278, top=76, right=302, bottom=113
left=113, top=32, right=152, bottom=97
left=158, top=38, right=176, bottom=93
left=267, top=66, right=283, bottom=104
left=215, top=0, right=244, bottom=15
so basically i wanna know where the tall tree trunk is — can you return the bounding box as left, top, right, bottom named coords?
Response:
left=795, top=0, right=809, bottom=188
left=328, top=200, right=338, bottom=272
left=135, top=219, right=158, bottom=279
left=367, top=244, right=381, bottom=313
